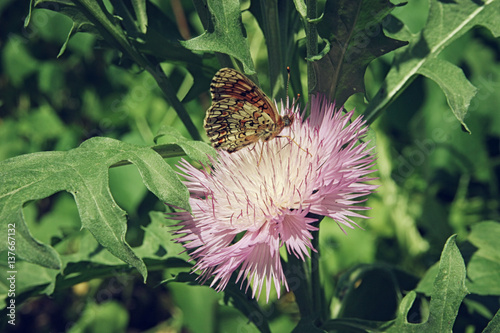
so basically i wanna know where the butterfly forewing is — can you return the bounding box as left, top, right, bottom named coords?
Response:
left=204, top=68, right=293, bottom=153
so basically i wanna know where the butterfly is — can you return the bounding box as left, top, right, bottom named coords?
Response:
left=204, top=68, right=294, bottom=153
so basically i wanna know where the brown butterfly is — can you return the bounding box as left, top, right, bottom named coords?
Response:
left=204, top=68, right=294, bottom=153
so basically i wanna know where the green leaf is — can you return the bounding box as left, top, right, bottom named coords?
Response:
left=0, top=211, right=192, bottom=310
left=2, top=36, right=40, bottom=86
left=419, top=58, right=477, bottom=133
left=0, top=137, right=190, bottom=281
left=388, top=235, right=468, bottom=332
left=313, top=0, right=408, bottom=106
left=418, top=222, right=500, bottom=297
left=67, top=301, right=129, bottom=333
left=134, top=211, right=190, bottom=262
left=466, top=221, right=500, bottom=295
left=181, top=0, right=255, bottom=74
left=29, top=0, right=102, bottom=57
left=155, top=125, right=217, bottom=165
left=364, top=0, right=500, bottom=128
left=0, top=260, right=58, bottom=305
left=483, top=308, right=500, bottom=333
left=415, top=263, right=439, bottom=296
left=293, top=0, right=307, bottom=19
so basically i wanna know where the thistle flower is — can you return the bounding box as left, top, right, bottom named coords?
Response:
left=172, top=95, right=377, bottom=301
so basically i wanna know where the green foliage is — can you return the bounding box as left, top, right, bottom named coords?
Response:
left=314, top=0, right=408, bottom=106
left=0, top=137, right=191, bottom=280
left=182, top=0, right=255, bottom=74
left=466, top=222, right=500, bottom=295
left=363, top=0, right=500, bottom=129
left=388, top=235, right=468, bottom=333
left=0, top=0, right=499, bottom=332
left=68, top=301, right=129, bottom=333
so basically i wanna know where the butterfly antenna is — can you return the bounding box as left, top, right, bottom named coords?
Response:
left=291, top=93, right=300, bottom=112
left=286, top=67, right=302, bottom=112
left=286, top=66, right=291, bottom=109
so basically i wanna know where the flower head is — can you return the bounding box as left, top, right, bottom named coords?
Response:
left=172, top=95, right=377, bottom=301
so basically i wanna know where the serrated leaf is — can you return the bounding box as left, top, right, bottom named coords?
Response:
left=364, top=0, right=500, bottom=128
left=387, top=235, right=468, bottom=332
left=466, top=221, right=500, bottom=295
left=181, top=0, right=255, bottom=74
left=313, top=0, right=408, bottom=106
left=0, top=137, right=190, bottom=281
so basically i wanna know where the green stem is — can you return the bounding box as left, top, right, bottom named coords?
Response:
left=72, top=0, right=201, bottom=141
left=144, top=63, right=201, bottom=141
left=260, top=0, right=285, bottom=99
left=310, top=219, right=326, bottom=323
left=363, top=74, right=417, bottom=125
left=306, top=0, right=318, bottom=99
left=284, top=254, right=313, bottom=318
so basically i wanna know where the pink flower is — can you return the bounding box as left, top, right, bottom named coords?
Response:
left=171, top=95, right=377, bottom=301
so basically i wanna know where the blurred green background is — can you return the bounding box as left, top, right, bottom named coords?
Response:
left=1, top=0, right=499, bottom=332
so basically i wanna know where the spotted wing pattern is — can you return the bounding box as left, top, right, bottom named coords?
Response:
left=204, top=68, right=293, bottom=153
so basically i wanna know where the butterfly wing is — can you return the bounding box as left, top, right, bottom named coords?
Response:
left=210, top=68, right=280, bottom=123
left=204, top=68, right=290, bottom=152
left=204, top=98, right=276, bottom=152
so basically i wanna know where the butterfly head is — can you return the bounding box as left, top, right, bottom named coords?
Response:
left=283, top=114, right=294, bottom=127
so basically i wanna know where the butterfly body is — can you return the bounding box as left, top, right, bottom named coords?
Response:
left=204, top=68, right=294, bottom=153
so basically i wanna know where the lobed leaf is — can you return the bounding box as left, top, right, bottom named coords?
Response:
left=314, top=0, right=408, bottom=106
left=181, top=0, right=255, bottom=74
left=0, top=137, right=190, bottom=281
